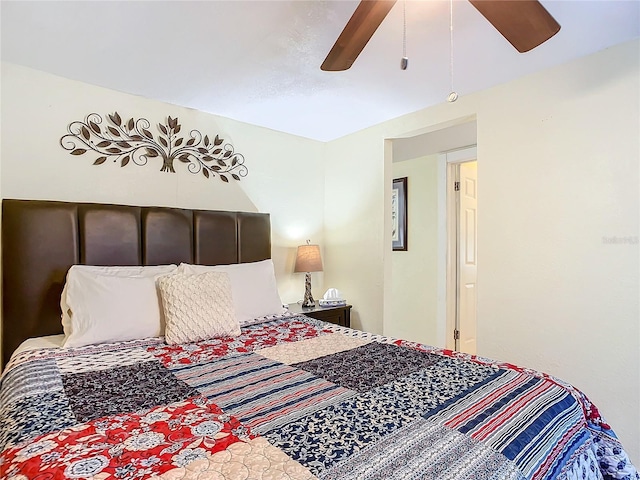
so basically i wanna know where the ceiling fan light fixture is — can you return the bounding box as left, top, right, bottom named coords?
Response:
left=320, top=0, right=561, bottom=72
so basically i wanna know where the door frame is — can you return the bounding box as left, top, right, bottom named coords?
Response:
left=436, top=146, right=477, bottom=350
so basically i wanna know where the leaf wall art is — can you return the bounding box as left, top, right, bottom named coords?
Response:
left=60, top=112, right=248, bottom=183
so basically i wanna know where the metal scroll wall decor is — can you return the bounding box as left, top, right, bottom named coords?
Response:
left=60, top=112, right=248, bottom=183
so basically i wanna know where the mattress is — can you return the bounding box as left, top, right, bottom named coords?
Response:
left=1, top=314, right=637, bottom=479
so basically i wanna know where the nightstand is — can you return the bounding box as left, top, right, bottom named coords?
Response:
left=287, top=302, right=352, bottom=328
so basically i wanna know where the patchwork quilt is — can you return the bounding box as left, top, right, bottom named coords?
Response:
left=1, top=314, right=637, bottom=480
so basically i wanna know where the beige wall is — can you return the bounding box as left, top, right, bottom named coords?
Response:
left=324, top=39, right=640, bottom=463
left=388, top=155, right=439, bottom=345
left=0, top=62, right=326, bottom=309
left=323, top=132, right=389, bottom=332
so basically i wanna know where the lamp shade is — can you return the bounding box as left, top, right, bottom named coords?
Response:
left=294, top=244, right=323, bottom=273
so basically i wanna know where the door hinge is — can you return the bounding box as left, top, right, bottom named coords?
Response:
left=454, top=329, right=460, bottom=340
left=454, top=181, right=460, bottom=191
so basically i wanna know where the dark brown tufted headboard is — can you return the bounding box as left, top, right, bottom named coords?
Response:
left=1, top=199, right=271, bottom=367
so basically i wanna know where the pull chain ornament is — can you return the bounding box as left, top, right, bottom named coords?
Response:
left=401, top=0, right=408, bottom=70
left=448, top=0, right=458, bottom=102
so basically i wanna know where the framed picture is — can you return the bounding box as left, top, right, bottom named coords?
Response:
left=392, top=177, right=408, bottom=251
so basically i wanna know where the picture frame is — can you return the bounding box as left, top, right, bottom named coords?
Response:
left=392, top=177, right=408, bottom=251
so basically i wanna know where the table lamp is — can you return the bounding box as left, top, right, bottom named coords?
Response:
left=294, top=240, right=323, bottom=308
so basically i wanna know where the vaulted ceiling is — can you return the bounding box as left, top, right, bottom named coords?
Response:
left=2, top=1, right=639, bottom=141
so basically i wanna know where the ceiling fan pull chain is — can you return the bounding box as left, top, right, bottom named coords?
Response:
left=401, top=0, right=408, bottom=70
left=448, top=0, right=458, bottom=102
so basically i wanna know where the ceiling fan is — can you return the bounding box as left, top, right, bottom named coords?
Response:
left=321, top=0, right=561, bottom=71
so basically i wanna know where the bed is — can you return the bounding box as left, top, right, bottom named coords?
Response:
left=1, top=199, right=637, bottom=480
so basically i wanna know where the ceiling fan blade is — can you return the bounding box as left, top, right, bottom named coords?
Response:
left=468, top=0, right=560, bottom=53
left=321, top=0, right=397, bottom=71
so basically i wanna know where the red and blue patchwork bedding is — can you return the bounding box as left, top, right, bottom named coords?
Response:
left=1, top=315, right=637, bottom=479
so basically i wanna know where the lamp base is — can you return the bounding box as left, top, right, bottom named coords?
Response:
left=302, top=272, right=315, bottom=307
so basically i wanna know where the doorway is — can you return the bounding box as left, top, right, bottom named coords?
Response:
left=387, top=119, right=477, bottom=351
left=446, top=156, right=478, bottom=354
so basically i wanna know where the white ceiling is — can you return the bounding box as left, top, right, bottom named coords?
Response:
left=2, top=1, right=639, bottom=142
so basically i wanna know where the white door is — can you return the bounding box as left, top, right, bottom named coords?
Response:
left=457, top=161, right=478, bottom=354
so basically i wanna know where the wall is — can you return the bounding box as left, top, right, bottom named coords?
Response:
left=323, top=132, right=389, bottom=332
left=0, top=62, right=326, bottom=318
left=392, top=121, right=477, bottom=161
left=2, top=40, right=638, bottom=464
left=324, top=39, right=640, bottom=463
left=388, top=155, right=439, bottom=345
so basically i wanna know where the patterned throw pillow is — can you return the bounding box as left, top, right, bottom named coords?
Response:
left=158, top=271, right=240, bottom=345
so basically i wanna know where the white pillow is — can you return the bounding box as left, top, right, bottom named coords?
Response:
left=178, top=260, right=285, bottom=324
left=63, top=271, right=164, bottom=348
left=61, top=264, right=177, bottom=347
left=158, top=272, right=240, bottom=344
